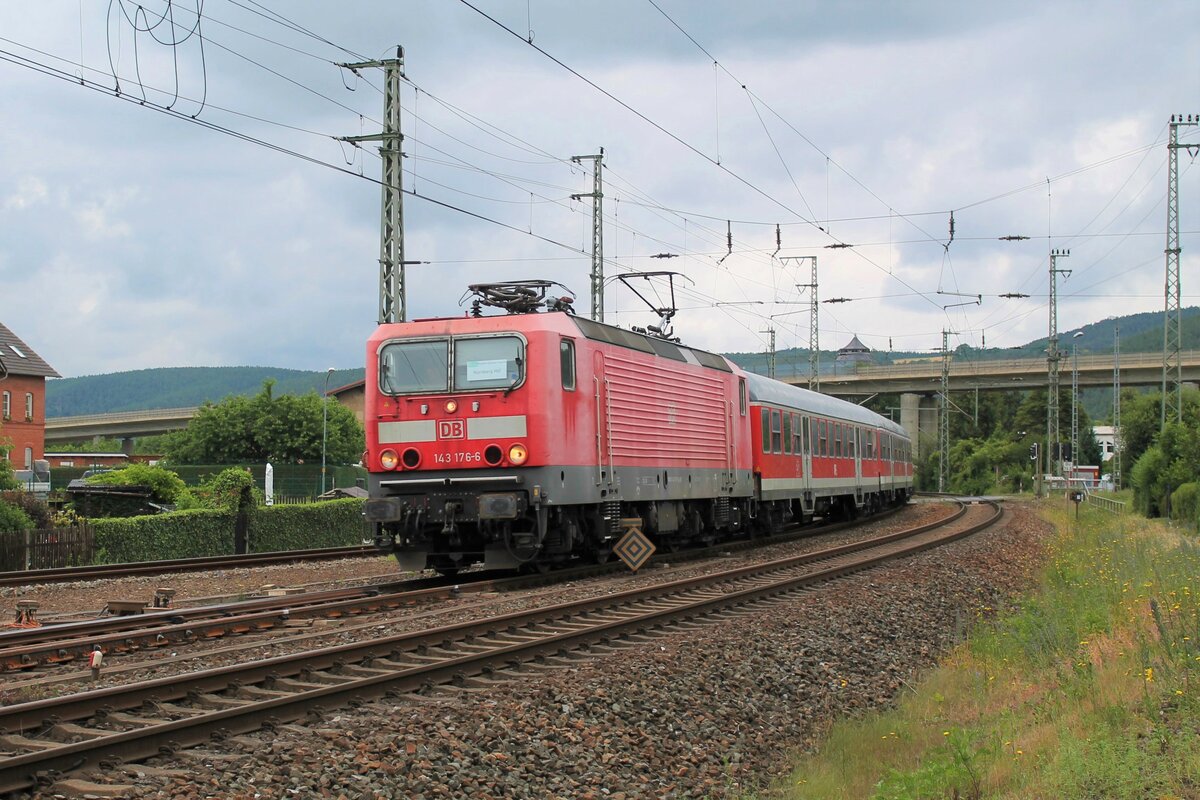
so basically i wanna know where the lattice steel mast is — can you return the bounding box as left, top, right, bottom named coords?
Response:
left=782, top=256, right=819, bottom=391
left=760, top=327, right=776, bottom=379
left=1163, top=114, right=1199, bottom=427
left=938, top=329, right=951, bottom=492
left=338, top=48, right=406, bottom=323
left=1047, top=249, right=1071, bottom=478
left=571, top=151, right=605, bottom=321
left=1113, top=319, right=1122, bottom=491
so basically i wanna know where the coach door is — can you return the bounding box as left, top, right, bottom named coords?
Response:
left=593, top=351, right=613, bottom=487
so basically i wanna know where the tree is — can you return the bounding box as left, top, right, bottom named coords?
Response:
left=162, top=380, right=364, bottom=465
left=1119, top=388, right=1200, bottom=470
left=0, top=443, right=15, bottom=491
left=1131, top=422, right=1200, bottom=518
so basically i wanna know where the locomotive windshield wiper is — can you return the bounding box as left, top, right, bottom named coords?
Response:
left=503, top=356, right=524, bottom=397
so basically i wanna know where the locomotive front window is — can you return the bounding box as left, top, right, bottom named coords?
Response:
left=455, top=336, right=524, bottom=391
left=379, top=339, right=449, bottom=394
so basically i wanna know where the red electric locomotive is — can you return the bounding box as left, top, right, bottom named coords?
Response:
left=364, top=280, right=911, bottom=574
left=364, top=281, right=756, bottom=574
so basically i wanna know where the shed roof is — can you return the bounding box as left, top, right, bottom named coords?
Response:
left=0, top=322, right=60, bottom=378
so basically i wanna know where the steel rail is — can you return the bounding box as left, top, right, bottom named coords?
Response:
left=0, top=545, right=380, bottom=589
left=1, top=504, right=912, bottom=672
left=0, top=501, right=995, bottom=793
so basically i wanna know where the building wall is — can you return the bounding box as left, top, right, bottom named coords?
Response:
left=1, top=374, right=48, bottom=466
left=334, top=384, right=365, bottom=425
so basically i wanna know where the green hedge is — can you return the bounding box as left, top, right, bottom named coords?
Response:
left=93, top=508, right=234, bottom=563
left=248, top=499, right=368, bottom=552
left=89, top=499, right=368, bottom=563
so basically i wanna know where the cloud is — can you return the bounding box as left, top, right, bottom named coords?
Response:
left=0, top=1, right=1195, bottom=378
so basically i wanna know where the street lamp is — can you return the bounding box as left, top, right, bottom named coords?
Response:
left=321, top=367, right=335, bottom=496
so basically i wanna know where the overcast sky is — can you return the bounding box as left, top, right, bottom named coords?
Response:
left=1, top=1, right=1197, bottom=378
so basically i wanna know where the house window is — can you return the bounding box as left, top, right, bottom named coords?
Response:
left=25, top=393, right=33, bottom=420
left=1, top=391, right=9, bottom=419
left=24, top=447, right=32, bottom=469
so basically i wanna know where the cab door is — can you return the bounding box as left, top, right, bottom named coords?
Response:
left=592, top=351, right=612, bottom=487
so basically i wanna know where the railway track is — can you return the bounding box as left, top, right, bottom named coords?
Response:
left=0, top=500, right=1000, bottom=794
left=0, top=545, right=379, bottom=589
left=1, top=505, right=914, bottom=674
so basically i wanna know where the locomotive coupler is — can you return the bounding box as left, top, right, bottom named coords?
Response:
left=442, top=501, right=461, bottom=546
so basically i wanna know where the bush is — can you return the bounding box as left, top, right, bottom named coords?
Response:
left=92, top=509, right=235, bottom=563
left=192, top=468, right=262, bottom=511
left=87, top=499, right=367, bottom=562
left=0, top=500, right=34, bottom=533
left=1169, top=482, right=1200, bottom=526
left=249, top=499, right=367, bottom=552
left=86, top=464, right=190, bottom=505
left=0, top=490, right=52, bottom=527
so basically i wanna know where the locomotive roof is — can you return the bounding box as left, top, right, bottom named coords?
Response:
left=373, top=312, right=735, bottom=374
left=743, top=371, right=908, bottom=438
left=569, top=316, right=732, bottom=372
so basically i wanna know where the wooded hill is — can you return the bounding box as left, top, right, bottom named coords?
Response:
left=43, top=307, right=1198, bottom=417
left=46, top=367, right=365, bottom=417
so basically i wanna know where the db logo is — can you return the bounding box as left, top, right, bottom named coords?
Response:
left=437, top=419, right=465, bottom=440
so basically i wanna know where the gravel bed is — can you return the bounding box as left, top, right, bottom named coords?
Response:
left=0, top=556, right=406, bottom=618
left=2, top=505, right=952, bottom=703
left=16, top=501, right=1049, bottom=798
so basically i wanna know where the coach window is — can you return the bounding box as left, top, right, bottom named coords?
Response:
left=783, top=413, right=792, bottom=454
left=560, top=339, right=576, bottom=391
left=761, top=408, right=771, bottom=453
left=802, top=416, right=810, bottom=455
left=739, top=379, right=747, bottom=415
left=848, top=426, right=856, bottom=459
left=866, top=430, right=875, bottom=459
left=819, top=419, right=828, bottom=457
left=792, top=413, right=803, bottom=454
left=771, top=410, right=783, bottom=453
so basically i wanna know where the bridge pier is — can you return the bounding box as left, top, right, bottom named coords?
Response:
left=900, top=392, right=940, bottom=462
left=120, top=437, right=135, bottom=457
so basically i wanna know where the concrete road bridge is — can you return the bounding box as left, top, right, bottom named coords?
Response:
left=790, top=350, right=1200, bottom=460
left=44, top=350, right=1198, bottom=461
left=45, top=407, right=197, bottom=452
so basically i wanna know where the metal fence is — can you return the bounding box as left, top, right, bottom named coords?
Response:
left=1083, top=487, right=1127, bottom=514
left=265, top=495, right=315, bottom=506
left=0, top=525, right=95, bottom=571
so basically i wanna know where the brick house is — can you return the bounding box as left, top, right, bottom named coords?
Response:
left=0, top=322, right=60, bottom=468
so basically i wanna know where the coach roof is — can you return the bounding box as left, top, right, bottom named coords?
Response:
left=743, top=371, right=907, bottom=438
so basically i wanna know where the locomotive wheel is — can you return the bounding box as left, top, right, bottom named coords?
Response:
left=435, top=567, right=460, bottom=578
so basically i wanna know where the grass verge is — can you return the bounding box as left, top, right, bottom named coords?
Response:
left=769, top=502, right=1200, bottom=799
